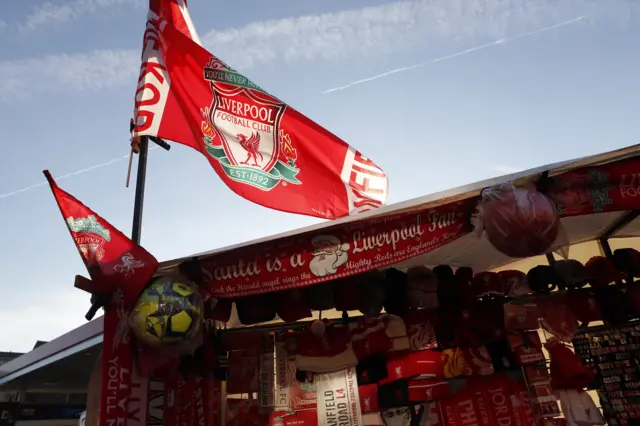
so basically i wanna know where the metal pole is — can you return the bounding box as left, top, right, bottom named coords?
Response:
left=131, top=136, right=149, bottom=244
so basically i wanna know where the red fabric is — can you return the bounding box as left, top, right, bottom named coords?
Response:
left=227, top=399, right=269, bottom=426
left=275, top=289, right=312, bottom=323
left=351, top=319, right=392, bottom=361
left=44, top=170, right=158, bottom=304
left=585, top=256, right=624, bottom=287
left=504, top=302, right=539, bottom=332
left=468, top=299, right=506, bottom=342
left=566, top=291, right=603, bottom=324
left=498, top=270, right=531, bottom=297
left=297, top=323, right=352, bottom=358
left=472, top=272, right=504, bottom=298
left=537, top=295, right=577, bottom=342
left=359, top=384, right=379, bottom=413
left=206, top=298, right=233, bottom=323
left=462, top=347, right=494, bottom=376
left=408, top=379, right=452, bottom=402
left=163, top=372, right=179, bottom=426
left=133, top=2, right=388, bottom=219
left=99, top=304, right=135, bottom=426
left=547, top=342, right=595, bottom=390
left=403, top=310, right=438, bottom=351
left=270, top=410, right=318, bottom=426
left=334, top=277, right=361, bottom=311
left=227, top=351, right=259, bottom=394
left=627, top=281, right=640, bottom=312
left=383, top=350, right=441, bottom=383
left=509, top=376, right=536, bottom=426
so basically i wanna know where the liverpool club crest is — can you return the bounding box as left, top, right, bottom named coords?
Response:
left=66, top=215, right=111, bottom=263
left=201, top=57, right=301, bottom=191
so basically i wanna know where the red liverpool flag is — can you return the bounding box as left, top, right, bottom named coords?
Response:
left=43, top=170, right=158, bottom=304
left=133, top=0, right=389, bottom=219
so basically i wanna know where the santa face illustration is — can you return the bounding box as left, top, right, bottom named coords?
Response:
left=308, top=235, right=350, bottom=277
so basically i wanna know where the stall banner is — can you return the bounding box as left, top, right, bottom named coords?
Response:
left=549, top=159, right=640, bottom=216
left=315, top=368, right=363, bottom=426
left=133, top=0, right=388, bottom=220
left=199, top=200, right=472, bottom=298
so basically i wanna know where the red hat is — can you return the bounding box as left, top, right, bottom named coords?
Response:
left=302, top=282, right=335, bottom=311
left=358, top=271, right=387, bottom=318
left=546, top=340, right=594, bottom=390
left=295, top=321, right=357, bottom=373
left=553, top=259, right=591, bottom=290
left=613, top=248, right=640, bottom=277
left=504, top=302, right=539, bottom=332
left=565, top=290, right=603, bottom=324
left=537, top=295, right=577, bottom=343
left=275, top=289, right=312, bottom=323
left=351, top=319, right=392, bottom=361
left=626, top=281, right=640, bottom=314
left=204, top=297, right=233, bottom=323
left=498, top=270, right=531, bottom=297
left=406, top=266, right=439, bottom=310
left=334, top=276, right=361, bottom=312
left=454, top=267, right=475, bottom=307
left=585, top=256, right=624, bottom=288
left=235, top=294, right=276, bottom=325
left=472, top=272, right=504, bottom=298
left=384, top=269, right=409, bottom=316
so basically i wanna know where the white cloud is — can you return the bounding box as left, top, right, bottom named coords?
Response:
left=0, top=289, right=90, bottom=353
left=0, top=0, right=636, bottom=101
left=0, top=49, right=138, bottom=102
left=24, top=0, right=144, bottom=30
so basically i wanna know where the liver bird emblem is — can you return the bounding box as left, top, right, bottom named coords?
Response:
left=237, top=132, right=263, bottom=166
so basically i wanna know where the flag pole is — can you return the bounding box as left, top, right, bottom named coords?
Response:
left=131, top=135, right=149, bottom=244
left=84, top=127, right=170, bottom=321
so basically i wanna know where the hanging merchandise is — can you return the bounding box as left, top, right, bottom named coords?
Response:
left=573, top=324, right=640, bottom=425
left=473, top=182, right=563, bottom=258
left=315, top=368, right=363, bottom=426
left=129, top=276, right=204, bottom=348
left=557, top=390, right=605, bottom=426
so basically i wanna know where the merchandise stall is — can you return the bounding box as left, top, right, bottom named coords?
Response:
left=5, top=144, right=640, bottom=426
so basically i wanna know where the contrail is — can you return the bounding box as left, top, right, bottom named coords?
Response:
left=0, top=146, right=159, bottom=200
left=323, top=16, right=586, bottom=94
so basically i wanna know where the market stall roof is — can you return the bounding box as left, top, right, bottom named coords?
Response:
left=156, top=143, right=640, bottom=273
left=2, top=143, right=640, bottom=389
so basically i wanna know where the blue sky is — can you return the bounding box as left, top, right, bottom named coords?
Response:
left=0, top=0, right=638, bottom=352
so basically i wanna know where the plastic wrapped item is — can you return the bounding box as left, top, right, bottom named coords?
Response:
left=474, top=183, right=562, bottom=258
left=129, top=275, right=204, bottom=348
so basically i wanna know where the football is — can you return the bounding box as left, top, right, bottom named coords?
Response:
left=130, top=276, right=204, bottom=347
